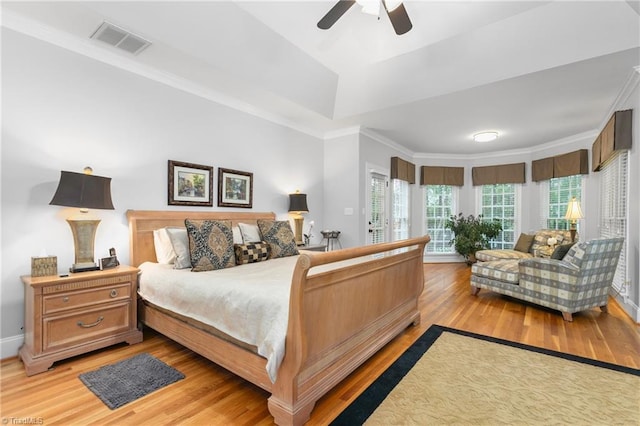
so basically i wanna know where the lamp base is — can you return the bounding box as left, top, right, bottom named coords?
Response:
left=569, top=221, right=577, bottom=243
left=292, top=216, right=304, bottom=246
left=67, top=216, right=100, bottom=272
left=70, top=264, right=100, bottom=273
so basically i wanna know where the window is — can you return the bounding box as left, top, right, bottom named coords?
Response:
left=479, top=184, right=518, bottom=249
left=424, top=185, right=456, bottom=253
left=599, top=151, right=628, bottom=294
left=544, top=175, right=582, bottom=230
left=392, top=179, right=410, bottom=241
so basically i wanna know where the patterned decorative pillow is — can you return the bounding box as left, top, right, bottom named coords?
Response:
left=563, top=241, right=587, bottom=268
left=257, top=220, right=299, bottom=259
left=234, top=241, right=271, bottom=264
left=531, top=230, right=566, bottom=257
left=184, top=219, right=235, bottom=272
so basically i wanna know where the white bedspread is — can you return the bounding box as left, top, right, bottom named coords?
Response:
left=138, top=256, right=300, bottom=383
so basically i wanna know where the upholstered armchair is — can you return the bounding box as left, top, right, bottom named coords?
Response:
left=471, top=237, right=624, bottom=321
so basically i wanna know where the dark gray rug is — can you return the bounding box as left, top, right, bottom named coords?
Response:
left=79, top=353, right=185, bottom=409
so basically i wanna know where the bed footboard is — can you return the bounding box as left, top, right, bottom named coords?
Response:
left=269, top=235, right=429, bottom=425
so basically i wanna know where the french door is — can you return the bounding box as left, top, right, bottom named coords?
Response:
left=368, top=170, right=389, bottom=244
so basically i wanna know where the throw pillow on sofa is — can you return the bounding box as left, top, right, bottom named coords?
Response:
left=551, top=243, right=575, bottom=260
left=514, top=233, right=535, bottom=253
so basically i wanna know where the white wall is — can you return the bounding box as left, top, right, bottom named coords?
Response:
left=1, top=29, right=325, bottom=357
left=323, top=133, right=359, bottom=248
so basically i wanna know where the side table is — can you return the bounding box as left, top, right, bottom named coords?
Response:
left=19, top=265, right=143, bottom=375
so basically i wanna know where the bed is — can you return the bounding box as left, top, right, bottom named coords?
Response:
left=127, top=210, right=430, bottom=425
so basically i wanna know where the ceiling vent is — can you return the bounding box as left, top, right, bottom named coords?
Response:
left=90, top=21, right=151, bottom=55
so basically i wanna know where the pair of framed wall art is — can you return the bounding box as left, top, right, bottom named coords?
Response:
left=168, top=160, right=252, bottom=208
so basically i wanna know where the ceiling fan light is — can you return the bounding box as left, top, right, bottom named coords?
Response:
left=473, top=132, right=499, bottom=143
left=384, top=0, right=403, bottom=12
left=357, top=0, right=381, bottom=16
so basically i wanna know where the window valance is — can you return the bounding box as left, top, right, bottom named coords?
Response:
left=472, top=163, right=525, bottom=186
left=420, top=166, right=464, bottom=186
left=592, top=109, right=632, bottom=172
left=532, top=149, right=588, bottom=182
left=391, top=157, right=416, bottom=184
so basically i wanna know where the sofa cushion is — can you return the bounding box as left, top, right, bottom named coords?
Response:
left=475, top=250, right=533, bottom=262
left=471, top=260, right=520, bottom=284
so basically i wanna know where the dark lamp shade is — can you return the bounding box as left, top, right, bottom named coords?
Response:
left=288, top=193, right=309, bottom=213
left=49, top=171, right=115, bottom=210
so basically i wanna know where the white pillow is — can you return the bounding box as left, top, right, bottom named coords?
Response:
left=153, top=228, right=176, bottom=264
left=165, top=227, right=191, bottom=269
left=232, top=226, right=243, bottom=245
left=238, top=223, right=261, bottom=243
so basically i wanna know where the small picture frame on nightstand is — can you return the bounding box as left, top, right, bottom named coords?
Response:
left=99, top=256, right=119, bottom=270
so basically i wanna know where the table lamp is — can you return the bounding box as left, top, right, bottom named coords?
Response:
left=564, top=197, right=584, bottom=243
left=49, top=167, right=114, bottom=272
left=288, top=190, right=309, bottom=246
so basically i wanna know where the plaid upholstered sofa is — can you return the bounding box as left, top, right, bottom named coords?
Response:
left=470, top=237, right=624, bottom=321
left=475, top=229, right=574, bottom=262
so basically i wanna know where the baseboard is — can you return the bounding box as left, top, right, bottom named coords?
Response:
left=1, top=334, right=24, bottom=361
left=423, top=254, right=464, bottom=263
left=612, top=294, right=640, bottom=324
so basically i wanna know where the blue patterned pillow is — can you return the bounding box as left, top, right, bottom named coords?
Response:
left=257, top=220, right=299, bottom=259
left=185, top=219, right=235, bottom=272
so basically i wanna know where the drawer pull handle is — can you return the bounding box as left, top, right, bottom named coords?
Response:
left=62, top=297, right=69, bottom=303
left=110, top=289, right=118, bottom=298
left=77, top=316, right=104, bottom=328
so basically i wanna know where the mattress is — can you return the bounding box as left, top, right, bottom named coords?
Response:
left=138, top=255, right=299, bottom=382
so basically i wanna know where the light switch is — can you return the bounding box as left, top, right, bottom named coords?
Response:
left=344, top=208, right=354, bottom=215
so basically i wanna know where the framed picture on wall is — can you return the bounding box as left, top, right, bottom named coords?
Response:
left=218, top=168, right=253, bottom=208
left=168, top=160, right=213, bottom=206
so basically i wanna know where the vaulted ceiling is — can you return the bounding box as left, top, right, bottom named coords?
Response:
left=3, top=1, right=639, bottom=154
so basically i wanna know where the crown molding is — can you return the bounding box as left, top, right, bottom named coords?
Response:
left=323, top=126, right=361, bottom=140
left=359, top=128, right=414, bottom=157
left=413, top=130, right=598, bottom=161
left=1, top=10, right=324, bottom=140
left=599, top=65, right=640, bottom=130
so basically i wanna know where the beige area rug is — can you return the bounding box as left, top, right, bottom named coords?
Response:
left=332, top=325, right=640, bottom=425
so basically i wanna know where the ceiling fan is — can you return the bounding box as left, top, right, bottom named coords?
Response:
left=318, top=0, right=412, bottom=35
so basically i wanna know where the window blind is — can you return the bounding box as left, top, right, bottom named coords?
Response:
left=370, top=172, right=387, bottom=244
left=599, top=151, right=628, bottom=295
left=392, top=179, right=410, bottom=241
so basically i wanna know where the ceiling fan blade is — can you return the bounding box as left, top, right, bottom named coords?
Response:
left=384, top=2, right=412, bottom=35
left=318, top=0, right=356, bottom=30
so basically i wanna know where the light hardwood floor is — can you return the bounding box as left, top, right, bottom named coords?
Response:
left=2, top=263, right=639, bottom=425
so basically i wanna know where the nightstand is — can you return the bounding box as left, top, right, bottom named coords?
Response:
left=19, top=265, right=143, bottom=376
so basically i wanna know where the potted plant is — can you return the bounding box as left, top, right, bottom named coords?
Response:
left=445, top=213, right=503, bottom=265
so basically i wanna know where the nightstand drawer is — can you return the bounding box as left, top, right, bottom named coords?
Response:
left=43, top=302, right=130, bottom=352
left=43, top=283, right=131, bottom=315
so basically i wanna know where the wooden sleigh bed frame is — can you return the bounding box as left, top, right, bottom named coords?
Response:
left=127, top=210, right=429, bottom=425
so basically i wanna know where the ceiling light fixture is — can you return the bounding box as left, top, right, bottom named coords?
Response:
left=385, top=0, right=403, bottom=12
left=473, top=132, right=499, bottom=143
left=357, top=0, right=381, bottom=16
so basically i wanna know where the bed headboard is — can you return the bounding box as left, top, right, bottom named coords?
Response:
left=126, top=210, right=276, bottom=267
